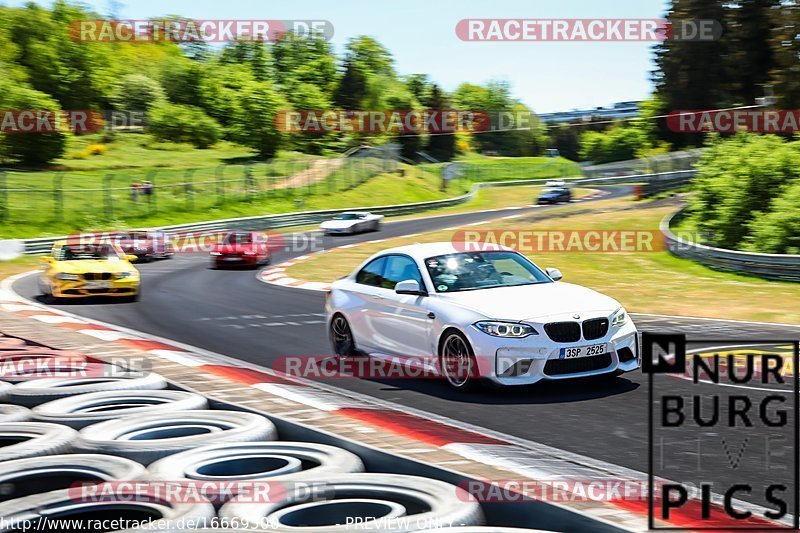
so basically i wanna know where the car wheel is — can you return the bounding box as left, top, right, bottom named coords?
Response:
left=439, top=330, right=480, bottom=392
left=330, top=314, right=356, bottom=357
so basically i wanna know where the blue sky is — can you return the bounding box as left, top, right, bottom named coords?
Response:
left=4, top=0, right=669, bottom=113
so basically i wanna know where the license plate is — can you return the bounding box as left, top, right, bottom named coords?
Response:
left=84, top=281, right=111, bottom=289
left=560, top=343, right=606, bottom=359
left=222, top=257, right=241, bottom=261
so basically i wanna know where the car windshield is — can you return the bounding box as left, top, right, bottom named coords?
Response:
left=542, top=188, right=561, bottom=194
left=334, top=213, right=361, bottom=220
left=424, top=251, right=552, bottom=293
left=59, top=244, right=120, bottom=260
left=222, top=232, right=253, bottom=244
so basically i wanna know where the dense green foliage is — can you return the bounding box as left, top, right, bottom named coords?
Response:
left=688, top=134, right=800, bottom=253
left=0, top=1, right=552, bottom=166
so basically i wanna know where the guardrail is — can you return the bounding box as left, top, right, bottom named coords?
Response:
left=22, top=170, right=695, bottom=254
left=661, top=208, right=800, bottom=282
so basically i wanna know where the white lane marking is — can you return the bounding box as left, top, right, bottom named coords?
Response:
left=149, top=349, right=205, bottom=367
left=29, top=314, right=86, bottom=324
left=77, top=329, right=138, bottom=341
left=2, top=303, right=41, bottom=312
left=252, top=383, right=342, bottom=411
left=633, top=312, right=800, bottom=330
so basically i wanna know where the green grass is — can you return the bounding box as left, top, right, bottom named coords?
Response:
left=1, top=141, right=579, bottom=238
left=286, top=196, right=800, bottom=324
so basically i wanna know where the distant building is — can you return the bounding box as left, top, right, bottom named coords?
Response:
left=539, top=101, right=641, bottom=124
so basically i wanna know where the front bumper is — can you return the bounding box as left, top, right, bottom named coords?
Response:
left=50, top=278, right=139, bottom=298
left=463, top=319, right=640, bottom=386
left=213, top=255, right=260, bottom=266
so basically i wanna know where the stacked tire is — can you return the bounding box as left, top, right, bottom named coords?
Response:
left=0, top=339, right=542, bottom=532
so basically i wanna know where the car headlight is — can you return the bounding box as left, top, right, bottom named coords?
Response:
left=475, top=321, right=538, bottom=338
left=210, top=252, right=222, bottom=256
left=116, top=272, right=133, bottom=279
left=55, top=273, right=79, bottom=281
left=612, top=308, right=628, bottom=327
left=243, top=250, right=256, bottom=255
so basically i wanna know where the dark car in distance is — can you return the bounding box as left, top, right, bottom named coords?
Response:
left=116, top=230, right=174, bottom=262
left=537, top=185, right=572, bottom=205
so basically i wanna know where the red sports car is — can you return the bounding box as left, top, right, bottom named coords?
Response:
left=210, top=231, right=271, bottom=268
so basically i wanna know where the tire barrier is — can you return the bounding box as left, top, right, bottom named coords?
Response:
left=0, top=405, right=30, bottom=423
left=32, top=390, right=208, bottom=429
left=0, top=453, right=146, bottom=502
left=0, top=487, right=215, bottom=531
left=76, top=410, right=278, bottom=465
left=219, top=473, right=484, bottom=532
left=147, top=441, right=365, bottom=484
left=10, top=371, right=168, bottom=406
left=0, top=382, right=11, bottom=401
left=0, top=422, right=76, bottom=461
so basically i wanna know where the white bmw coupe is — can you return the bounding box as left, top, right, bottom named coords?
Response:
left=325, top=242, right=639, bottom=390
left=320, top=212, right=383, bottom=235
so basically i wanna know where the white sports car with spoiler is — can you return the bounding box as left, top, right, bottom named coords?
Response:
left=325, top=242, right=639, bottom=391
left=320, top=212, right=383, bottom=235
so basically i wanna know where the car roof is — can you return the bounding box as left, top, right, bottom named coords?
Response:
left=375, top=241, right=512, bottom=260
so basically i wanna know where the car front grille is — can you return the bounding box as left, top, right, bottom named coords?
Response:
left=544, top=353, right=612, bottom=376
left=82, top=272, right=111, bottom=281
left=582, top=318, right=609, bottom=340
left=544, top=322, right=581, bottom=343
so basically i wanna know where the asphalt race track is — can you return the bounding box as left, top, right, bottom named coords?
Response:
left=15, top=185, right=800, bottom=510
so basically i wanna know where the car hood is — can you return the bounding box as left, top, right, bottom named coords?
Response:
left=54, top=260, right=136, bottom=274
left=538, top=192, right=561, bottom=198
left=435, top=282, right=620, bottom=321
left=320, top=220, right=359, bottom=229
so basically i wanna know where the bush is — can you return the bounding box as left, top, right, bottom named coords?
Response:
left=148, top=103, right=221, bottom=149
left=229, top=81, right=284, bottom=158
left=0, top=85, right=67, bottom=166
left=689, top=134, right=800, bottom=249
left=111, top=74, right=165, bottom=112
left=746, top=180, right=800, bottom=254
left=579, top=125, right=647, bottom=163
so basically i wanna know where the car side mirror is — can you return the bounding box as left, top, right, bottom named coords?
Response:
left=395, top=279, right=426, bottom=296
left=125, top=254, right=138, bottom=262
left=546, top=267, right=563, bottom=281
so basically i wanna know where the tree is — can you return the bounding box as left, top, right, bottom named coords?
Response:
left=727, top=0, right=779, bottom=105
left=653, top=0, right=731, bottom=147
left=333, top=58, right=367, bottom=110
left=230, top=81, right=285, bottom=158
left=271, top=33, right=337, bottom=97
left=0, top=86, right=67, bottom=165
left=111, top=74, right=165, bottom=112
left=548, top=124, right=581, bottom=161
left=425, top=84, right=455, bottom=162
left=770, top=2, right=800, bottom=108
left=149, top=103, right=221, bottom=148
left=689, top=134, right=800, bottom=248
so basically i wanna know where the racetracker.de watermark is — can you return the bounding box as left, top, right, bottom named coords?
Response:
left=66, top=230, right=323, bottom=255
left=455, top=19, right=721, bottom=42
left=70, top=19, right=334, bottom=42
left=274, top=110, right=538, bottom=134
left=451, top=230, right=679, bottom=253
left=668, top=110, right=800, bottom=133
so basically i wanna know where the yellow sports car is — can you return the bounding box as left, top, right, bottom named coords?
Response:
left=39, top=240, right=141, bottom=302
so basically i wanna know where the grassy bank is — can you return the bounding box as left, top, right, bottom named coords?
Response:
left=286, top=195, right=800, bottom=324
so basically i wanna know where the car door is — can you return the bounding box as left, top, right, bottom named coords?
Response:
left=371, top=255, right=434, bottom=359
left=346, top=256, right=390, bottom=353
